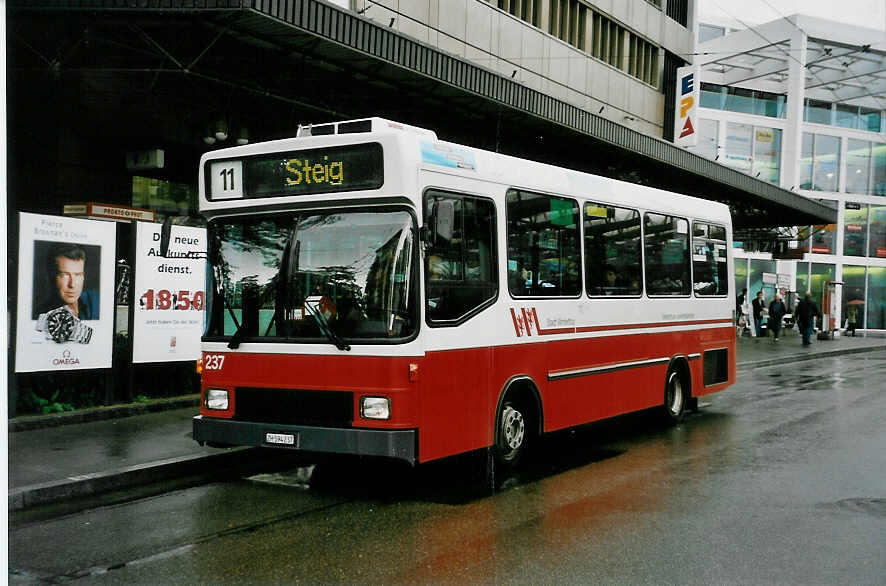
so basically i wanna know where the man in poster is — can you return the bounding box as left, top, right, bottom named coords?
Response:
left=34, top=242, right=100, bottom=344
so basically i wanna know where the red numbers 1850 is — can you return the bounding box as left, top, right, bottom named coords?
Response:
left=140, top=289, right=205, bottom=311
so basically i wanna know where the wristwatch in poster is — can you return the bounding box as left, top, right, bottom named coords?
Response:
left=35, top=307, right=94, bottom=344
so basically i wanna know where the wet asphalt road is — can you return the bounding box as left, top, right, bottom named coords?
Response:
left=10, top=350, right=886, bottom=585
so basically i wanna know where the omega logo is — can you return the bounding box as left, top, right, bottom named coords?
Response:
left=53, top=349, right=80, bottom=366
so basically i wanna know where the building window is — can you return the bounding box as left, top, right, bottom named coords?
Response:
left=666, top=0, right=688, bottom=27
left=699, top=83, right=786, bottom=118
left=507, top=189, right=581, bottom=296
left=494, top=0, right=541, bottom=27
left=801, top=99, right=882, bottom=133
left=590, top=11, right=623, bottom=69
left=584, top=202, right=642, bottom=296
left=804, top=99, right=832, bottom=125
left=627, top=33, right=659, bottom=86
left=698, top=23, right=725, bottom=43
left=752, top=127, right=782, bottom=184
left=550, top=0, right=588, bottom=50
left=846, top=140, right=886, bottom=196
left=725, top=122, right=753, bottom=173
left=800, top=133, right=840, bottom=192
left=843, top=203, right=868, bottom=257
left=686, top=118, right=719, bottom=160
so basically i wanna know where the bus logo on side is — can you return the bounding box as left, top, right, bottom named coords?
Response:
left=509, top=307, right=539, bottom=337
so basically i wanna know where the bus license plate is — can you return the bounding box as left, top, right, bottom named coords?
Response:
left=265, top=432, right=297, bottom=446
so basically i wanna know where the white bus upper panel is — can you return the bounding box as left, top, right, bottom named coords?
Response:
left=198, top=117, right=731, bottom=228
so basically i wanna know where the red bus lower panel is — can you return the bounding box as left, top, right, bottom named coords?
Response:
left=192, top=415, right=417, bottom=463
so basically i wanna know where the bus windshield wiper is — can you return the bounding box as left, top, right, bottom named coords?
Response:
left=304, top=296, right=351, bottom=351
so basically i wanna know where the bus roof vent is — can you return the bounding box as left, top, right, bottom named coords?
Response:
left=297, top=117, right=437, bottom=139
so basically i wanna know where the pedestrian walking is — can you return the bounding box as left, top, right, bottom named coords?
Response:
left=846, top=304, right=858, bottom=337
left=796, top=291, right=819, bottom=347
left=751, top=290, right=766, bottom=340
left=768, top=293, right=786, bottom=341
left=735, top=288, right=747, bottom=336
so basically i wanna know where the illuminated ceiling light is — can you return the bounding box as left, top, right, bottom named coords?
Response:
left=236, top=127, right=249, bottom=146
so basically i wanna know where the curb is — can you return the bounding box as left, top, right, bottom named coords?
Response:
left=9, top=395, right=201, bottom=433
left=8, top=446, right=308, bottom=512
left=737, top=342, right=885, bottom=370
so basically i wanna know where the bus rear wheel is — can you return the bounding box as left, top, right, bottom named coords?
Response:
left=663, top=366, right=688, bottom=423
left=495, top=399, right=528, bottom=468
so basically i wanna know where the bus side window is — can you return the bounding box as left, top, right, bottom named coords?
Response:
left=506, top=189, right=581, bottom=297
left=424, top=191, right=497, bottom=324
left=644, top=213, right=691, bottom=296
left=584, top=202, right=642, bottom=296
left=692, top=222, right=728, bottom=296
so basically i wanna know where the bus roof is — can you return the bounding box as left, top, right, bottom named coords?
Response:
left=199, top=118, right=732, bottom=225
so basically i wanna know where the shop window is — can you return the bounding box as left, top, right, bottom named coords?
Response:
left=843, top=203, right=868, bottom=257
left=131, top=176, right=193, bottom=218
left=734, top=257, right=748, bottom=302
left=810, top=263, right=835, bottom=309
left=584, top=202, right=642, bottom=296
left=842, top=265, right=866, bottom=332
left=507, top=190, right=581, bottom=297
left=870, top=205, right=886, bottom=259
left=692, top=223, right=728, bottom=296
left=424, top=191, right=497, bottom=323
left=867, top=266, right=886, bottom=329
left=796, top=261, right=809, bottom=296
left=644, top=213, right=690, bottom=296
left=810, top=225, right=836, bottom=255
left=749, top=258, right=776, bottom=299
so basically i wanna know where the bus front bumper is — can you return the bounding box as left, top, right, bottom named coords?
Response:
left=192, top=415, right=417, bottom=464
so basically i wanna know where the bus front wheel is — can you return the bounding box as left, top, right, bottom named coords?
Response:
left=663, top=365, right=688, bottom=424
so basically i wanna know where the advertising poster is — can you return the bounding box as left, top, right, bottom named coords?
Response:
left=15, top=213, right=116, bottom=372
left=132, top=222, right=206, bottom=363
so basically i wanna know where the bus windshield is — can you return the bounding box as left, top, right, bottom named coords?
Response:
left=206, top=209, right=417, bottom=344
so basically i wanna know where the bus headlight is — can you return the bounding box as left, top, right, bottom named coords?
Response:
left=205, top=389, right=229, bottom=410
left=360, top=397, right=391, bottom=420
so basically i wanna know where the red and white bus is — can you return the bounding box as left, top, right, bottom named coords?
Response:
left=193, top=117, right=735, bottom=470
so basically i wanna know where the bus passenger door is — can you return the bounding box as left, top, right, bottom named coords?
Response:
left=419, top=188, right=498, bottom=462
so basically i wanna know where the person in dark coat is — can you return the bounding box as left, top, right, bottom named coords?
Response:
left=796, top=292, right=819, bottom=346
left=751, top=290, right=766, bottom=339
left=768, top=292, right=787, bottom=341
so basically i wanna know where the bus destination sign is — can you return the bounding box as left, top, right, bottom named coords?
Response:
left=208, top=143, right=383, bottom=200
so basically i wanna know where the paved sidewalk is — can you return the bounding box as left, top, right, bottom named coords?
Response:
left=8, top=333, right=885, bottom=511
